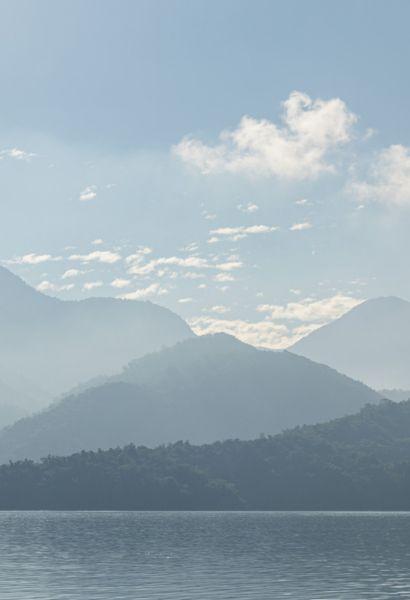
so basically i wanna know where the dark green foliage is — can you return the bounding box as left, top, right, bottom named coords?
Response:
left=2, top=400, right=410, bottom=510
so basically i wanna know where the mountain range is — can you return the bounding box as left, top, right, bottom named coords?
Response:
left=291, top=296, right=410, bottom=389
left=0, top=333, right=381, bottom=463
left=0, top=266, right=193, bottom=420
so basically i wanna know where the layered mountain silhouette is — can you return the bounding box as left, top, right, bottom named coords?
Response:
left=291, top=296, right=410, bottom=389
left=0, top=333, right=381, bottom=462
left=0, top=266, right=193, bottom=414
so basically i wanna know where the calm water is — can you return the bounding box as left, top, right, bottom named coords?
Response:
left=1, top=511, right=410, bottom=599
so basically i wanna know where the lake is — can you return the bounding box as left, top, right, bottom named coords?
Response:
left=1, top=511, right=410, bottom=599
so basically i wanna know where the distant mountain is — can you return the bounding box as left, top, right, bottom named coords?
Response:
left=0, top=266, right=193, bottom=410
left=2, top=399, right=410, bottom=510
left=291, top=296, right=410, bottom=389
left=379, top=389, right=410, bottom=402
left=0, top=333, right=380, bottom=462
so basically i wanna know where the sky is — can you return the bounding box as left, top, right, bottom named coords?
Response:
left=1, top=0, right=410, bottom=349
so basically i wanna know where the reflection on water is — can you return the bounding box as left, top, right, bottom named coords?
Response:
left=1, top=511, right=410, bottom=599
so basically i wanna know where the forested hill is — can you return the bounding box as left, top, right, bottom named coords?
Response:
left=2, top=399, right=410, bottom=510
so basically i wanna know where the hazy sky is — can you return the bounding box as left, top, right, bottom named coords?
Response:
left=1, top=0, right=410, bottom=348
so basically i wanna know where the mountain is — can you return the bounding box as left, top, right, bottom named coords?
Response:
left=290, top=296, right=410, bottom=389
left=0, top=333, right=381, bottom=462
left=2, top=399, right=410, bottom=510
left=0, top=266, right=193, bottom=410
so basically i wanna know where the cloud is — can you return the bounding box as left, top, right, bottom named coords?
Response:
left=91, top=238, right=104, bottom=246
left=82, top=281, right=103, bottom=291
left=257, top=294, right=362, bottom=322
left=349, top=144, right=410, bottom=207
left=79, top=185, right=97, bottom=202
left=289, top=221, right=312, bottom=231
left=127, top=255, right=210, bottom=276
left=215, top=260, right=242, bottom=271
left=37, top=280, right=74, bottom=293
left=119, top=283, right=168, bottom=300
left=69, top=250, right=121, bottom=264
left=110, top=278, right=131, bottom=288
left=178, top=297, right=193, bottom=304
left=6, top=253, right=62, bottom=265
left=189, top=316, right=291, bottom=348
left=1, top=148, right=36, bottom=161
left=174, top=91, right=357, bottom=180
left=237, top=202, right=259, bottom=213
left=214, top=272, right=235, bottom=282
left=204, top=305, right=231, bottom=314
left=295, top=198, right=309, bottom=206
left=210, top=224, right=278, bottom=242
left=61, top=268, right=84, bottom=279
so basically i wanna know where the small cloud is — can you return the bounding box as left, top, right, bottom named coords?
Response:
left=214, top=272, right=235, bottom=283
left=6, top=253, right=62, bottom=265
left=61, top=269, right=84, bottom=279
left=290, top=221, right=312, bottom=231
left=79, top=185, right=97, bottom=202
left=82, top=281, right=103, bottom=291
left=110, top=278, right=131, bottom=289
left=1, top=148, right=36, bottom=161
left=295, top=198, right=309, bottom=206
left=237, top=202, right=259, bottom=213
left=37, top=280, right=74, bottom=293
left=69, top=250, right=121, bottom=264
left=178, top=297, right=193, bottom=304
left=119, top=283, right=167, bottom=300
left=210, top=224, right=278, bottom=242
left=205, top=305, right=230, bottom=314
left=91, top=238, right=104, bottom=246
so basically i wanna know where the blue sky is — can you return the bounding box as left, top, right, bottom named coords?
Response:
left=1, top=0, right=410, bottom=348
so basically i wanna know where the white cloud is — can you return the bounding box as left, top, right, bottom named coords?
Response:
left=205, top=305, right=231, bottom=314
left=61, top=268, right=84, bottom=279
left=237, top=202, right=259, bottom=213
left=82, top=281, right=103, bottom=291
left=257, top=294, right=362, bottom=323
left=174, top=91, right=357, bottom=180
left=210, top=224, right=278, bottom=242
left=189, top=316, right=291, bottom=349
left=127, top=255, right=210, bottom=276
left=79, top=185, right=97, bottom=202
left=295, top=198, right=309, bottom=205
left=37, top=280, right=74, bottom=293
left=215, top=260, right=242, bottom=271
left=91, top=238, right=104, bottom=246
left=110, top=278, right=131, bottom=288
left=69, top=250, right=121, bottom=264
left=1, top=148, right=36, bottom=161
left=119, top=283, right=168, bottom=300
left=214, top=272, right=235, bottom=282
left=349, top=144, right=410, bottom=207
left=7, top=253, right=62, bottom=265
left=178, top=297, right=193, bottom=304
left=289, top=221, right=312, bottom=231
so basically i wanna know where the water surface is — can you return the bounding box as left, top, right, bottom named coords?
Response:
left=1, top=511, right=410, bottom=599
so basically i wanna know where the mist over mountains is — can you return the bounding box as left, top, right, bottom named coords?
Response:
left=0, top=266, right=193, bottom=417
left=291, top=296, right=410, bottom=390
left=0, top=333, right=380, bottom=463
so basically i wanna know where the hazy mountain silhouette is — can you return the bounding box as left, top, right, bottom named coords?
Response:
left=291, top=297, right=410, bottom=389
left=0, top=266, right=193, bottom=411
left=0, top=333, right=380, bottom=462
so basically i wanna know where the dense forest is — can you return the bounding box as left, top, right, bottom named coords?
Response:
left=2, top=399, right=410, bottom=510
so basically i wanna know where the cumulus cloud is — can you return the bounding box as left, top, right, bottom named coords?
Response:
left=1, top=148, right=36, bottom=161
left=79, top=185, right=97, bottom=202
left=37, top=281, right=74, bottom=293
left=110, top=278, right=131, bottom=288
left=69, top=250, right=121, bottom=264
left=82, top=281, right=103, bottom=291
left=189, top=316, right=291, bottom=349
left=174, top=91, right=357, bottom=180
left=127, top=255, right=210, bottom=277
left=257, top=294, right=362, bottom=322
left=349, top=144, right=410, bottom=207
left=61, top=268, right=84, bottom=279
left=237, top=202, right=259, bottom=213
left=119, top=283, right=168, bottom=300
left=289, top=221, right=312, bottom=231
left=210, top=224, right=278, bottom=242
left=91, top=238, right=104, bottom=246
left=6, top=253, right=62, bottom=265
left=178, top=297, right=193, bottom=304
left=204, top=305, right=231, bottom=314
